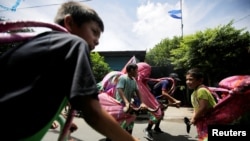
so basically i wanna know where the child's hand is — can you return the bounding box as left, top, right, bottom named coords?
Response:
left=139, top=103, right=147, bottom=110
left=190, top=117, right=196, bottom=125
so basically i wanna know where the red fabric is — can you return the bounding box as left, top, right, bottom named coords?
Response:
left=196, top=75, right=250, bottom=141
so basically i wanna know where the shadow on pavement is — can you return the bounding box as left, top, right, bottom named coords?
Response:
left=153, top=132, right=197, bottom=141
left=98, top=132, right=197, bottom=141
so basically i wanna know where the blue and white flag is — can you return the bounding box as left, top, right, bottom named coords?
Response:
left=168, top=9, right=182, bottom=19
left=0, top=0, right=22, bottom=12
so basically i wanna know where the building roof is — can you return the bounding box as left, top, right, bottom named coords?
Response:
left=97, top=50, right=146, bottom=61
left=96, top=50, right=146, bottom=71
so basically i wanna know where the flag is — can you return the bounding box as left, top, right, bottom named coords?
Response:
left=0, top=0, right=22, bottom=11
left=168, top=9, right=182, bottom=19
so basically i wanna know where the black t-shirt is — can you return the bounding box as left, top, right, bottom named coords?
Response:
left=0, top=31, right=99, bottom=139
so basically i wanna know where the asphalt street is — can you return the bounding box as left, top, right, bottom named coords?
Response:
left=43, top=106, right=198, bottom=141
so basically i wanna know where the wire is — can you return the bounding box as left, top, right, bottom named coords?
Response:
left=234, top=14, right=250, bottom=24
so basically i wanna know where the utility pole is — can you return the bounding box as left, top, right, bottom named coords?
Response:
left=180, top=0, right=183, bottom=39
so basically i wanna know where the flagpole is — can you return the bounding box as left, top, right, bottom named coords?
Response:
left=180, top=0, right=183, bottom=39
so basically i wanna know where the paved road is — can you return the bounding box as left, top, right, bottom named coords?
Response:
left=43, top=106, right=198, bottom=141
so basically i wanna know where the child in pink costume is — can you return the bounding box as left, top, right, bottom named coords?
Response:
left=136, top=63, right=163, bottom=131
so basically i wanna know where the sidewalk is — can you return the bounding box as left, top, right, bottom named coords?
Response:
left=164, top=106, right=194, bottom=120
left=136, top=106, right=194, bottom=121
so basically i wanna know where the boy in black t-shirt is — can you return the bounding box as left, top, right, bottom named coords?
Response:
left=0, top=1, right=139, bottom=141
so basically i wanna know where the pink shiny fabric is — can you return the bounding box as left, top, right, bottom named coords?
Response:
left=196, top=75, right=250, bottom=141
left=136, top=62, right=162, bottom=120
left=98, top=92, right=136, bottom=126
left=98, top=57, right=138, bottom=126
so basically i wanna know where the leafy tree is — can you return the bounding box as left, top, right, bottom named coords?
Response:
left=146, top=21, right=250, bottom=106
left=145, top=36, right=182, bottom=67
left=171, top=21, right=250, bottom=84
left=90, top=52, right=112, bottom=82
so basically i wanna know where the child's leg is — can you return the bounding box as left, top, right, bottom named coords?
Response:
left=126, top=122, right=134, bottom=134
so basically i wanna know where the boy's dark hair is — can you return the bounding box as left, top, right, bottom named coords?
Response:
left=126, top=63, right=138, bottom=72
left=54, top=1, right=104, bottom=32
left=186, top=68, right=204, bottom=80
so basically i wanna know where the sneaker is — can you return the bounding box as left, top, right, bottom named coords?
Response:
left=169, top=101, right=181, bottom=108
left=143, top=128, right=154, bottom=141
left=153, top=127, right=164, bottom=133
